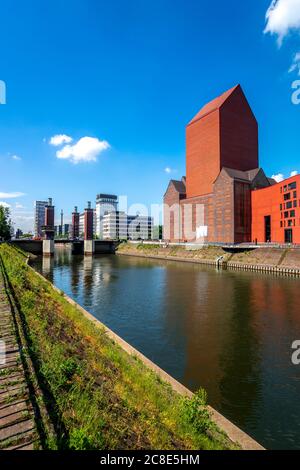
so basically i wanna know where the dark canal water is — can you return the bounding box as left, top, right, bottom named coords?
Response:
left=33, top=247, right=300, bottom=450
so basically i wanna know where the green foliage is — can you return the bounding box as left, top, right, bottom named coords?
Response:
left=182, top=389, right=211, bottom=434
left=0, top=205, right=12, bottom=240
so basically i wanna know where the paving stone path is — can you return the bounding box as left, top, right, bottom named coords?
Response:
left=0, top=268, right=38, bottom=450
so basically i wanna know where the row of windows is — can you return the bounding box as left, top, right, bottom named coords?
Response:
left=280, top=220, right=296, bottom=228
left=283, top=191, right=297, bottom=201
left=283, top=210, right=296, bottom=219
left=280, top=200, right=298, bottom=210
left=281, top=181, right=297, bottom=193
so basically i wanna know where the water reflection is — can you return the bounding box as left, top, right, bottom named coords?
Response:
left=34, top=248, right=300, bottom=449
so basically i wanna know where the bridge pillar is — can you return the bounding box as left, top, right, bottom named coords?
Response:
left=84, top=201, right=94, bottom=256
left=42, top=198, right=55, bottom=257
left=43, top=239, right=54, bottom=257
left=84, top=240, right=95, bottom=256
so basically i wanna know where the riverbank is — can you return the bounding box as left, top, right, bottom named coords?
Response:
left=117, top=243, right=300, bottom=275
left=0, top=244, right=245, bottom=450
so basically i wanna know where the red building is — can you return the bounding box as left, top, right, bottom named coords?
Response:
left=252, top=175, right=300, bottom=244
left=164, top=85, right=296, bottom=244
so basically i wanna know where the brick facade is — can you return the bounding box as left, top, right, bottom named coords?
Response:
left=252, top=175, right=300, bottom=244
left=164, top=84, right=275, bottom=244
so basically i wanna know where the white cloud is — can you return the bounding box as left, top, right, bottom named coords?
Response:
left=164, top=167, right=177, bottom=174
left=264, top=0, right=300, bottom=45
left=271, top=171, right=298, bottom=182
left=0, top=201, right=10, bottom=208
left=56, top=136, right=110, bottom=164
left=272, top=173, right=285, bottom=182
left=12, top=155, right=21, bottom=161
left=15, top=202, right=25, bottom=209
left=0, top=191, right=26, bottom=198
left=49, top=134, right=73, bottom=146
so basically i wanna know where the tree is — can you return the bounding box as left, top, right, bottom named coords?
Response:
left=0, top=205, right=12, bottom=241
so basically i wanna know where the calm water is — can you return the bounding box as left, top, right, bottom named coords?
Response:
left=33, top=247, right=300, bottom=450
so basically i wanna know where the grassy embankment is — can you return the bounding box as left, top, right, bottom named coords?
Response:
left=0, top=244, right=236, bottom=450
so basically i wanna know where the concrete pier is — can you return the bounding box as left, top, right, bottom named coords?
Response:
left=42, top=239, right=54, bottom=257
left=84, top=240, right=95, bottom=256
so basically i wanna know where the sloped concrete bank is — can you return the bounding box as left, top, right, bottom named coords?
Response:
left=117, top=244, right=300, bottom=277
left=28, top=262, right=263, bottom=450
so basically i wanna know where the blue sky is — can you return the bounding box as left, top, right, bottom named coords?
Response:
left=1, top=0, right=300, bottom=230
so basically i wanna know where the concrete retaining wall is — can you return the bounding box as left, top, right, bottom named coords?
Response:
left=9, top=240, right=43, bottom=254
left=118, top=251, right=300, bottom=277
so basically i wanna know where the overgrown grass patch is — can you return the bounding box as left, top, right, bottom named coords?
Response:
left=0, top=244, right=236, bottom=450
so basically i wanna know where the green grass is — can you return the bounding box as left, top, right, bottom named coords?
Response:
left=0, top=244, right=236, bottom=450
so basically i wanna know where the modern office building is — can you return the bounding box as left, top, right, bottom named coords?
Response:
left=95, top=194, right=118, bottom=239
left=252, top=175, right=300, bottom=244
left=164, top=85, right=277, bottom=244
left=102, top=212, right=153, bottom=240
left=34, top=200, right=48, bottom=237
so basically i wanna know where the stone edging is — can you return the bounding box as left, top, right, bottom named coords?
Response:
left=27, top=262, right=264, bottom=451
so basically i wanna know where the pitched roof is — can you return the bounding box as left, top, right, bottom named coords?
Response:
left=223, top=167, right=251, bottom=182
left=187, top=85, right=240, bottom=126
left=171, top=179, right=186, bottom=194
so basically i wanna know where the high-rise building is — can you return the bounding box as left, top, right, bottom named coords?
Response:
left=95, top=194, right=118, bottom=239
left=102, top=212, right=153, bottom=240
left=34, top=200, right=47, bottom=237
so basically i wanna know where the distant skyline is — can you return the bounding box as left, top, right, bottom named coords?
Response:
left=1, top=0, right=300, bottom=231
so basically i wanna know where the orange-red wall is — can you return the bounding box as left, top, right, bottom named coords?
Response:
left=186, top=109, right=220, bottom=198
left=252, top=175, right=300, bottom=244
left=186, top=86, right=258, bottom=200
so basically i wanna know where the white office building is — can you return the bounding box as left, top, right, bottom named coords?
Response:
left=34, top=200, right=47, bottom=237
left=95, top=194, right=118, bottom=239
left=103, top=212, right=153, bottom=240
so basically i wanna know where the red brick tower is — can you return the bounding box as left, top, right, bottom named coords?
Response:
left=186, top=84, right=258, bottom=198
left=44, top=197, right=55, bottom=240
left=84, top=201, right=94, bottom=241
left=71, top=206, right=80, bottom=240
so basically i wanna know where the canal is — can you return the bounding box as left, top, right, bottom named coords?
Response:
left=33, top=247, right=300, bottom=450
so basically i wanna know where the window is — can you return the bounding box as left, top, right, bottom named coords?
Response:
left=286, top=201, right=293, bottom=209
left=285, top=229, right=293, bottom=243
left=284, top=193, right=291, bottom=201
left=288, top=220, right=293, bottom=227
left=290, top=210, right=296, bottom=218
left=264, top=215, right=271, bottom=242
left=283, top=185, right=287, bottom=193
left=293, top=191, right=297, bottom=199
left=288, top=182, right=297, bottom=190
left=280, top=203, right=282, bottom=211
left=284, top=211, right=289, bottom=218
left=293, top=200, right=297, bottom=208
